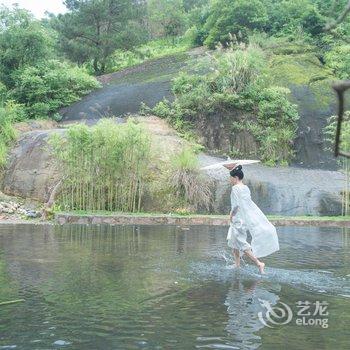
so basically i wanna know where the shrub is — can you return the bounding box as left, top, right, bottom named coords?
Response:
left=325, top=45, right=350, bottom=79
left=263, top=0, right=326, bottom=37
left=257, top=87, right=299, bottom=128
left=0, top=82, right=7, bottom=99
left=149, top=44, right=299, bottom=165
left=0, top=101, right=23, bottom=166
left=206, top=44, right=266, bottom=94
left=324, top=113, right=350, bottom=156
left=203, top=0, right=268, bottom=49
left=184, top=4, right=211, bottom=46
left=10, top=60, right=101, bottom=119
left=245, top=86, right=299, bottom=164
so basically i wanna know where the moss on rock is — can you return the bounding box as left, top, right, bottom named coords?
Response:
left=270, top=53, right=333, bottom=90
left=267, top=52, right=339, bottom=168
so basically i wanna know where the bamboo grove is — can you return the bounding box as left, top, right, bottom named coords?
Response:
left=49, top=119, right=151, bottom=212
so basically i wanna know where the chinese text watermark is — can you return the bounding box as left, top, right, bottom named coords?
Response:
left=258, top=299, right=329, bottom=328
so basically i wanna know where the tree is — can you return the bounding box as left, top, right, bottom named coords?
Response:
left=54, top=0, right=144, bottom=74
left=0, top=5, right=54, bottom=87
left=147, top=0, right=187, bottom=41
left=203, top=0, right=268, bottom=49
left=262, top=0, right=326, bottom=36
left=183, top=0, right=209, bottom=12
left=323, top=0, right=350, bottom=31
left=185, top=3, right=211, bottom=46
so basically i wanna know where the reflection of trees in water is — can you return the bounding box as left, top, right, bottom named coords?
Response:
left=0, top=224, right=225, bottom=302
left=56, top=224, right=224, bottom=256
left=0, top=224, right=232, bottom=348
left=0, top=224, right=57, bottom=288
left=342, top=227, right=350, bottom=269
left=224, top=277, right=280, bottom=349
left=342, top=227, right=350, bottom=246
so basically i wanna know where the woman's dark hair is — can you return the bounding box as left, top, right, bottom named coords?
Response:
left=230, top=165, right=244, bottom=179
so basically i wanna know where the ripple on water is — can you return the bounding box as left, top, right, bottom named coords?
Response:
left=190, top=259, right=350, bottom=297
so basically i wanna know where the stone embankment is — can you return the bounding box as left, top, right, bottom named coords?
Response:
left=55, top=213, right=350, bottom=228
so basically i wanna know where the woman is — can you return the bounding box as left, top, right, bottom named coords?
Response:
left=227, top=165, right=279, bottom=274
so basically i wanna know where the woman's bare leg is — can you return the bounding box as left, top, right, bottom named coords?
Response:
left=233, top=248, right=240, bottom=268
left=244, top=249, right=265, bottom=274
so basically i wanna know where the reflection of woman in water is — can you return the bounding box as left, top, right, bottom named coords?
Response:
left=224, top=277, right=280, bottom=349
left=227, top=165, right=279, bottom=274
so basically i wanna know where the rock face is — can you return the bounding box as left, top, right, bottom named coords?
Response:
left=1, top=119, right=345, bottom=216
left=58, top=48, right=342, bottom=171
left=200, top=154, right=345, bottom=216
left=0, top=116, right=187, bottom=204
left=195, top=53, right=341, bottom=170
left=59, top=49, right=205, bottom=121
left=270, top=53, right=339, bottom=170
left=1, top=129, right=63, bottom=202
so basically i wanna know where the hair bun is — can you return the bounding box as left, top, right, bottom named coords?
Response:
left=229, top=164, right=244, bottom=179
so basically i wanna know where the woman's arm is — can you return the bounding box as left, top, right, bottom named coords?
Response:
left=229, top=187, right=239, bottom=222
left=229, top=206, right=239, bottom=222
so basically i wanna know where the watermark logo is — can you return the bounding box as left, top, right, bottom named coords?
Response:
left=258, top=299, right=293, bottom=328
left=258, top=299, right=329, bottom=329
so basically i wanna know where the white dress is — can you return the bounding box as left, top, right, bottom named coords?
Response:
left=227, top=183, right=279, bottom=258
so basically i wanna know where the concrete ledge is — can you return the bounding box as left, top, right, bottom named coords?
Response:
left=55, top=213, right=350, bottom=228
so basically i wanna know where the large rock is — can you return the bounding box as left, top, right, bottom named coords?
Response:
left=57, top=47, right=342, bottom=171
left=1, top=129, right=63, bottom=202
left=270, top=52, right=341, bottom=170
left=200, top=154, right=345, bottom=216
left=0, top=116, right=188, bottom=203
left=196, top=52, right=341, bottom=170
left=59, top=49, right=205, bottom=121
left=1, top=119, right=345, bottom=216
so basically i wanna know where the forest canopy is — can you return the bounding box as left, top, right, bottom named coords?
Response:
left=0, top=0, right=349, bottom=166
left=0, top=0, right=348, bottom=123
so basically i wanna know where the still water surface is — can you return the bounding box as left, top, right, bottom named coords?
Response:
left=0, top=224, right=349, bottom=349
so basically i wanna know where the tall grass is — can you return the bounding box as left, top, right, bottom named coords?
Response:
left=49, top=119, right=151, bottom=212
left=169, top=147, right=213, bottom=212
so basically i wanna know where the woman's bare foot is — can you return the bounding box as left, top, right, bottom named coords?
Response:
left=258, top=262, right=265, bottom=274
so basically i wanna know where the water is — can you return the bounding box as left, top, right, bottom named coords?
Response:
left=0, top=224, right=349, bottom=349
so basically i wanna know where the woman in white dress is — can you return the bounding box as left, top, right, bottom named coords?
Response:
left=227, top=165, right=279, bottom=274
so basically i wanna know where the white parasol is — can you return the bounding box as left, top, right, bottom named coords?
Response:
left=200, top=158, right=260, bottom=171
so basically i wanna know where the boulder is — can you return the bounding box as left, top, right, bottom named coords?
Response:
left=1, top=129, right=64, bottom=202
left=200, top=154, right=345, bottom=216
left=1, top=118, right=346, bottom=217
